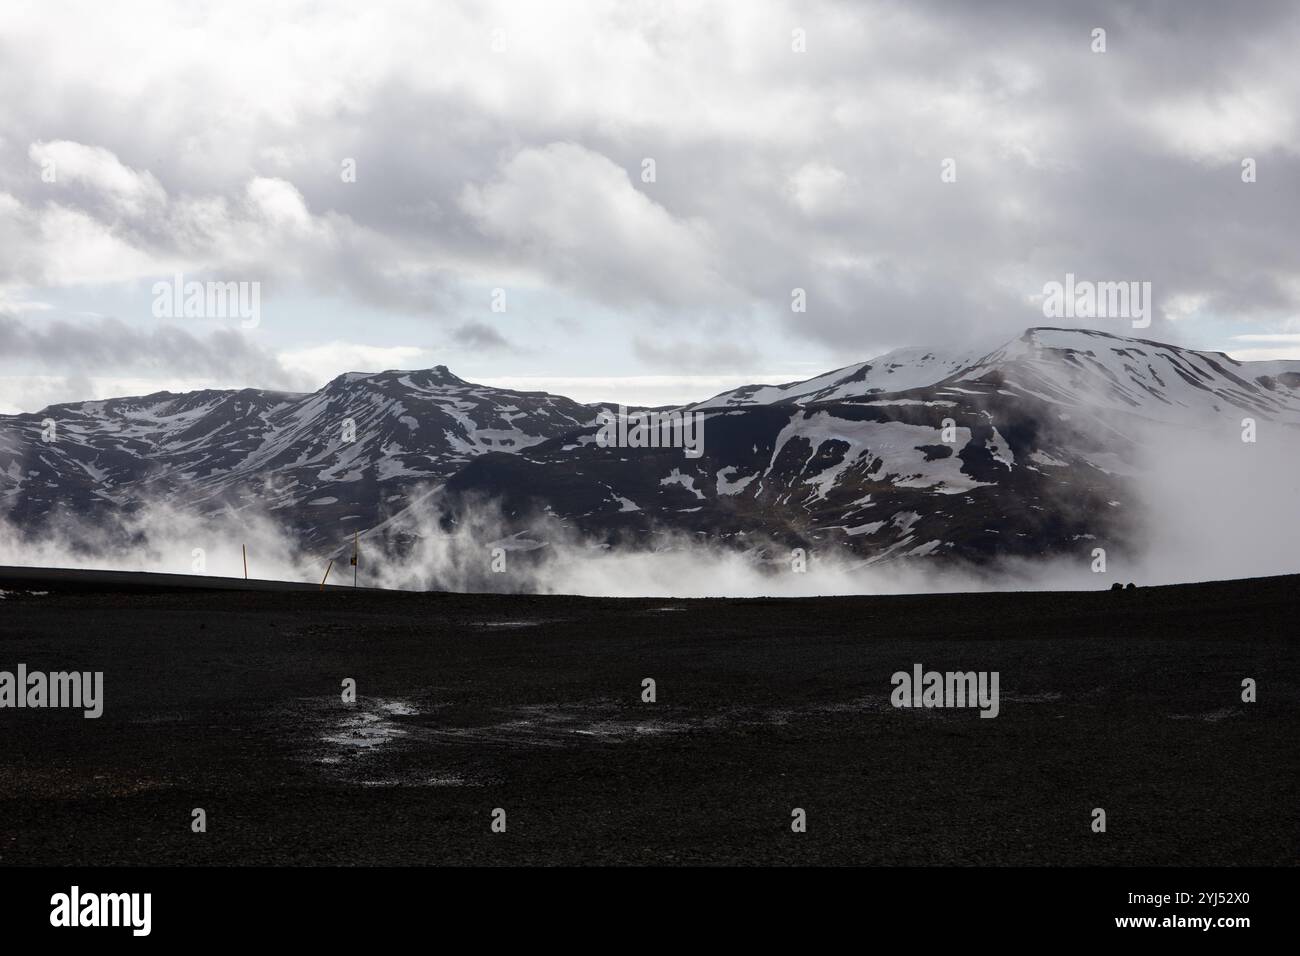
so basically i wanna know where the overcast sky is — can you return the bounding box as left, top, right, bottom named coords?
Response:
left=1, top=0, right=1298, bottom=413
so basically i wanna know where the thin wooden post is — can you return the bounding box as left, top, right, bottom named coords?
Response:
left=320, top=559, right=334, bottom=590
left=242, top=544, right=248, bottom=580
left=351, top=531, right=359, bottom=588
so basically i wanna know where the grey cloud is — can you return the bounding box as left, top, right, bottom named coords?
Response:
left=551, top=316, right=585, bottom=334
left=450, top=321, right=516, bottom=352
left=0, top=314, right=309, bottom=390
left=633, top=337, right=763, bottom=372
left=0, top=0, right=1297, bottom=360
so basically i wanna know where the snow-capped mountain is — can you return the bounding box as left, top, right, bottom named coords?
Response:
left=694, top=328, right=1300, bottom=423
left=950, top=328, right=1300, bottom=424
left=0, top=366, right=602, bottom=549
left=687, top=345, right=990, bottom=410
left=2, top=328, right=1297, bottom=567
left=437, top=328, right=1300, bottom=566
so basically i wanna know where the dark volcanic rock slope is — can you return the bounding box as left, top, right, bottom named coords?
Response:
left=443, top=360, right=1130, bottom=564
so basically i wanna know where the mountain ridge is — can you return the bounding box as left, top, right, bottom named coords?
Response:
left=2, top=327, right=1297, bottom=571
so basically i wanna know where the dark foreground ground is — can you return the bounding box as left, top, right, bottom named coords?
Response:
left=0, top=570, right=1295, bottom=865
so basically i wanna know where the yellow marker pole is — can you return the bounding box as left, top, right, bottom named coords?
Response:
left=320, top=559, right=334, bottom=590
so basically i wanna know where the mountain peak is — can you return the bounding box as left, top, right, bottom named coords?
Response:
left=322, top=365, right=469, bottom=392
left=404, top=365, right=470, bottom=388
left=1016, top=325, right=1237, bottom=358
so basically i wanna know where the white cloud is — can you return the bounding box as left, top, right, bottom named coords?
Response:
left=278, top=342, right=434, bottom=386
left=788, top=162, right=849, bottom=216
left=474, top=373, right=796, bottom=407
left=460, top=142, right=727, bottom=309
left=2, top=143, right=440, bottom=304
left=0, top=374, right=251, bottom=414
left=1225, top=346, right=1300, bottom=362
left=1144, top=91, right=1298, bottom=165
left=28, top=140, right=167, bottom=216
left=0, top=0, right=1298, bottom=382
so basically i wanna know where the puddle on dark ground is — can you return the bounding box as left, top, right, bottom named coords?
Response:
left=288, top=688, right=1116, bottom=788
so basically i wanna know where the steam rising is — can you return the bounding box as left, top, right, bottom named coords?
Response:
left=2, top=408, right=1296, bottom=598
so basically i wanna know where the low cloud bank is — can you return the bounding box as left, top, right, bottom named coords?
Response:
left=0, top=412, right=1295, bottom=596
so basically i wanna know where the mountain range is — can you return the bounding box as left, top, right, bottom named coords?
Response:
left=3, top=327, right=1298, bottom=571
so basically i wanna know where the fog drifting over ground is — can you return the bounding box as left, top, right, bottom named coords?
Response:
left=1, top=414, right=1294, bottom=597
